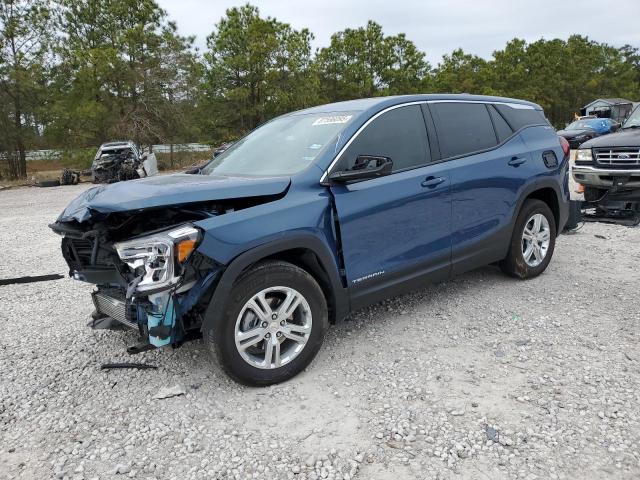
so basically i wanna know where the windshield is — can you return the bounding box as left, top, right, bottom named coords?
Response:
left=201, top=112, right=357, bottom=176
left=566, top=120, right=597, bottom=130
left=623, top=107, right=640, bottom=128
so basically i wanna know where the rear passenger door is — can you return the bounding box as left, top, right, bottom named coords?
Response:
left=329, top=104, right=451, bottom=308
left=430, top=102, right=539, bottom=274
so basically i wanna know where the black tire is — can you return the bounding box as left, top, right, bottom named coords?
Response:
left=37, top=179, right=60, bottom=188
left=205, top=261, right=328, bottom=386
left=499, top=199, right=556, bottom=279
left=583, top=186, right=606, bottom=202
left=60, top=168, right=77, bottom=185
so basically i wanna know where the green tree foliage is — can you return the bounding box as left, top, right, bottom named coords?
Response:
left=0, top=0, right=52, bottom=178
left=431, top=49, right=492, bottom=95
left=1, top=1, right=640, bottom=180
left=201, top=4, right=318, bottom=139
left=486, top=35, right=640, bottom=125
left=434, top=36, right=640, bottom=126
left=315, top=21, right=429, bottom=101
left=49, top=0, right=199, bottom=148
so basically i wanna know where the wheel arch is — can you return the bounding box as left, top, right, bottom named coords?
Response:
left=525, top=186, right=560, bottom=233
left=511, top=179, right=564, bottom=236
left=201, top=234, right=350, bottom=336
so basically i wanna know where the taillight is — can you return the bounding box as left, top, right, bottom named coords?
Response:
left=559, top=136, right=570, bottom=157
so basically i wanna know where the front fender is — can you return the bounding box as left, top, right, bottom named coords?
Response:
left=195, top=188, right=349, bottom=333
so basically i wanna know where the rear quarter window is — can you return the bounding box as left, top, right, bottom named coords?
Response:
left=494, top=104, right=549, bottom=130
left=488, top=105, right=514, bottom=143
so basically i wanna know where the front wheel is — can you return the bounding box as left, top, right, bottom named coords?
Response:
left=499, top=199, right=556, bottom=279
left=205, top=261, right=328, bottom=386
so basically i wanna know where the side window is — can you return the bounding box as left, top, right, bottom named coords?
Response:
left=339, top=105, right=430, bottom=172
left=432, top=102, right=497, bottom=158
left=494, top=104, right=549, bottom=130
left=488, top=105, right=514, bottom=142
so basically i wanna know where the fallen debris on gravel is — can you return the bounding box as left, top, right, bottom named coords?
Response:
left=0, top=273, right=64, bottom=286
left=100, top=363, right=158, bottom=371
left=154, top=384, right=187, bottom=400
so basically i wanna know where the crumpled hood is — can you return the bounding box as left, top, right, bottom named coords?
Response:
left=57, top=173, right=291, bottom=223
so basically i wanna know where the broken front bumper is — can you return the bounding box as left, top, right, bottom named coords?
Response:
left=90, top=268, right=219, bottom=348
left=572, top=165, right=640, bottom=189
left=53, top=221, right=220, bottom=348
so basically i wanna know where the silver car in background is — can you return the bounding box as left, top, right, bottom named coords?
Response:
left=92, top=141, right=158, bottom=183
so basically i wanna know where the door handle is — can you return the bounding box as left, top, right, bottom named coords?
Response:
left=421, top=176, right=445, bottom=188
left=508, top=156, right=527, bottom=167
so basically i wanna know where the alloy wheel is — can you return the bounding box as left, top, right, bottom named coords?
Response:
left=521, top=213, right=551, bottom=267
left=234, top=286, right=312, bottom=369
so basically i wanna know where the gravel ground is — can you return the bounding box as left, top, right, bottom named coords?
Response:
left=1, top=183, right=639, bottom=480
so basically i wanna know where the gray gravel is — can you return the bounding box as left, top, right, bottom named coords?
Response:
left=1, top=183, right=639, bottom=480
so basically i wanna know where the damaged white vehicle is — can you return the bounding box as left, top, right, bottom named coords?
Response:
left=92, top=141, right=158, bottom=183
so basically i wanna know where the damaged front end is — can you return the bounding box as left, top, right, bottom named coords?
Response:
left=93, top=150, right=140, bottom=183
left=50, top=208, right=222, bottom=351
left=50, top=173, right=291, bottom=353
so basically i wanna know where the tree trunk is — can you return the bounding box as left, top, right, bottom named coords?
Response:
left=7, top=152, right=19, bottom=179
left=14, top=99, right=27, bottom=179
left=9, top=29, right=27, bottom=179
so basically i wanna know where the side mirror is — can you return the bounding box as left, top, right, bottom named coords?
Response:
left=329, top=155, right=393, bottom=183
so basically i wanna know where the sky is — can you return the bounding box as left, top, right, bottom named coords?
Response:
left=156, top=0, right=640, bottom=64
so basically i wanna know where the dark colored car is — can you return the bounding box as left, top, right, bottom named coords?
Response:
left=50, top=94, right=570, bottom=386
left=557, top=118, right=618, bottom=149
left=573, top=105, right=640, bottom=201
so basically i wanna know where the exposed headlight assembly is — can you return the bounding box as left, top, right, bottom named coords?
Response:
left=575, top=149, right=593, bottom=162
left=115, top=225, right=200, bottom=292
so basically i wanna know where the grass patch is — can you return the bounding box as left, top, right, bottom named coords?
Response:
left=26, top=148, right=94, bottom=174
left=60, top=148, right=95, bottom=170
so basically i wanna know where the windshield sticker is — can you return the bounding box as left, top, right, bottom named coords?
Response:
left=312, top=115, right=352, bottom=126
left=309, top=143, right=322, bottom=149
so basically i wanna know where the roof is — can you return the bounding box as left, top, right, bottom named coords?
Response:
left=583, top=98, right=633, bottom=108
left=576, top=118, right=611, bottom=125
left=101, top=140, right=135, bottom=148
left=292, top=94, right=540, bottom=116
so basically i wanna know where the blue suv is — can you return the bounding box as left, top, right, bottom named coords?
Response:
left=50, top=94, right=570, bottom=385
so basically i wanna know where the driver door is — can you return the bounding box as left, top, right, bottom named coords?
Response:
left=328, top=104, right=452, bottom=308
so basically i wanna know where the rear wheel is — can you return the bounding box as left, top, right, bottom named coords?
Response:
left=499, top=199, right=556, bottom=279
left=205, top=261, right=328, bottom=386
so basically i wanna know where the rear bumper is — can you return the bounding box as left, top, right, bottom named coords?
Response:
left=572, top=165, right=640, bottom=188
